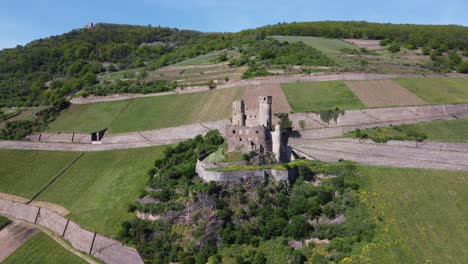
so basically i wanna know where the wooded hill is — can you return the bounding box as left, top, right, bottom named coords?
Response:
left=1, top=21, right=467, bottom=107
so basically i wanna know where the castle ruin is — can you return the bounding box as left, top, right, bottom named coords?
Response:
left=226, top=96, right=290, bottom=162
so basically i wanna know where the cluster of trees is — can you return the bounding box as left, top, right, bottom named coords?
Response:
left=238, top=39, right=335, bottom=79
left=255, top=21, right=468, bottom=51
left=83, top=79, right=178, bottom=96
left=120, top=131, right=376, bottom=263
left=0, top=99, right=69, bottom=140
left=0, top=23, right=232, bottom=107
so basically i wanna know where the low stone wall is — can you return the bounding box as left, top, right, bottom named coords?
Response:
left=26, top=133, right=92, bottom=143
left=0, top=198, right=143, bottom=264
left=196, top=158, right=296, bottom=182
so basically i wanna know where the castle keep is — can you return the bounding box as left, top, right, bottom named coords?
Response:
left=226, top=96, right=289, bottom=162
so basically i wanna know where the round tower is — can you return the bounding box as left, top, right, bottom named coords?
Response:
left=232, top=100, right=245, bottom=126
left=257, top=96, right=272, bottom=129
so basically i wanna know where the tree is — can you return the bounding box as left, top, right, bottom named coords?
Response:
left=82, top=72, right=97, bottom=86
left=422, top=46, right=431, bottom=55
left=283, top=215, right=312, bottom=239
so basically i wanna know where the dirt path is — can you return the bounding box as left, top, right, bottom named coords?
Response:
left=72, top=72, right=467, bottom=104
left=0, top=222, right=38, bottom=262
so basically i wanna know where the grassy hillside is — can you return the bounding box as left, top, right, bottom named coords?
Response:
left=3, top=232, right=86, bottom=264
left=0, top=150, right=81, bottom=199
left=281, top=81, right=366, bottom=112
left=49, top=87, right=245, bottom=133
left=357, top=166, right=468, bottom=263
left=396, top=78, right=468, bottom=104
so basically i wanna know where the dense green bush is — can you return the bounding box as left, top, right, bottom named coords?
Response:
left=347, top=125, right=428, bottom=143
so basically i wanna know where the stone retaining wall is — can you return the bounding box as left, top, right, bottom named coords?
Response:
left=0, top=198, right=143, bottom=264
left=290, top=102, right=468, bottom=139
left=26, top=133, right=92, bottom=144
left=196, top=157, right=296, bottom=182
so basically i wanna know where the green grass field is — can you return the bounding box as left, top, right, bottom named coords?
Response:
left=3, top=232, right=86, bottom=264
left=271, top=36, right=355, bottom=61
left=48, top=100, right=131, bottom=133
left=347, top=118, right=468, bottom=143
left=281, top=81, right=366, bottom=112
left=0, top=150, right=81, bottom=199
left=357, top=166, right=468, bottom=263
left=0, top=146, right=166, bottom=237
left=49, top=87, right=245, bottom=134
left=396, top=78, right=468, bottom=104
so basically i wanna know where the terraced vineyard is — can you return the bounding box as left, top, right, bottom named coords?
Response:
left=396, top=78, right=468, bottom=104
left=2, top=232, right=86, bottom=264
left=0, top=150, right=81, bottom=199
left=281, top=80, right=366, bottom=112
left=0, top=146, right=167, bottom=237
left=49, top=86, right=245, bottom=134
left=47, top=100, right=131, bottom=133
left=36, top=146, right=166, bottom=236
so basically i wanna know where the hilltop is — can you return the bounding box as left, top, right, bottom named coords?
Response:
left=1, top=21, right=468, bottom=108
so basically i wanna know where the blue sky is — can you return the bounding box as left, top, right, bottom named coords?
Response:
left=1, top=0, right=467, bottom=50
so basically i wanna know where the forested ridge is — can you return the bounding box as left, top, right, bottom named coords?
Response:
left=1, top=21, right=467, bottom=107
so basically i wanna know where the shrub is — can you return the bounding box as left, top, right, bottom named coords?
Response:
left=457, top=62, right=468, bottom=73
left=387, top=44, right=400, bottom=53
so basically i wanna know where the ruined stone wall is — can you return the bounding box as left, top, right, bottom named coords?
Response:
left=226, top=125, right=268, bottom=153
left=196, top=158, right=296, bottom=182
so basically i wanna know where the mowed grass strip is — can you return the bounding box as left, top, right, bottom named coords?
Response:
left=109, top=87, right=245, bottom=133
left=345, top=80, right=427, bottom=107
left=396, top=78, right=468, bottom=104
left=48, top=100, right=131, bottom=133
left=3, top=232, right=86, bottom=264
left=281, top=81, right=366, bottom=112
left=36, top=146, right=167, bottom=237
left=0, top=150, right=81, bottom=199
left=360, top=166, right=468, bottom=263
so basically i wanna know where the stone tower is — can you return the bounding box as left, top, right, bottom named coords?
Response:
left=271, top=124, right=282, bottom=162
left=232, top=100, right=245, bottom=126
left=257, top=96, right=272, bottom=130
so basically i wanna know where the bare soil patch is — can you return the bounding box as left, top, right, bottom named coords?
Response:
left=345, top=79, right=427, bottom=107
left=242, top=84, right=292, bottom=113
left=344, top=39, right=384, bottom=50
left=0, top=222, right=38, bottom=262
left=0, top=192, right=29, bottom=203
